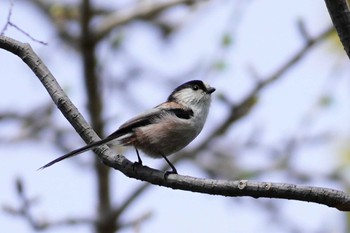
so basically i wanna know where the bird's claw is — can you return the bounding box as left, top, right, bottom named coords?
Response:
left=132, top=161, right=143, bottom=170
left=164, top=168, right=178, bottom=180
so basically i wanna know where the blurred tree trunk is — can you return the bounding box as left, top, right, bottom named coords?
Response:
left=80, top=1, right=113, bottom=233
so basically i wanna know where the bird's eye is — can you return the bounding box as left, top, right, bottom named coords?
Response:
left=192, top=85, right=199, bottom=91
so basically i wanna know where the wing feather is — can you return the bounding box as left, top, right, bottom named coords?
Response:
left=106, top=105, right=193, bottom=140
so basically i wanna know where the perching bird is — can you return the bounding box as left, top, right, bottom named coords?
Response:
left=39, top=80, right=215, bottom=174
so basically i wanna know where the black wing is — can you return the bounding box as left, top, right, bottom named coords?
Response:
left=106, top=107, right=193, bottom=139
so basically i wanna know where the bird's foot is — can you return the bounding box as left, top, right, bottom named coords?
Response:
left=132, top=161, right=143, bottom=170
left=164, top=168, right=178, bottom=180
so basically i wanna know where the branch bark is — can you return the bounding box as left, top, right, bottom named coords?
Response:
left=324, top=0, right=350, bottom=58
left=1, top=35, right=350, bottom=211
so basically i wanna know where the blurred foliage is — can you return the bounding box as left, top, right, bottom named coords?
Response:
left=1, top=0, right=350, bottom=233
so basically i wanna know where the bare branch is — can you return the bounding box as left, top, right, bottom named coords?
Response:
left=111, top=183, right=149, bottom=221
left=324, top=0, right=350, bottom=58
left=7, top=22, right=48, bottom=45
left=1, top=35, right=350, bottom=211
left=118, top=211, right=152, bottom=230
left=2, top=177, right=93, bottom=231
left=3, top=204, right=93, bottom=231
left=93, top=0, right=205, bottom=41
left=0, top=0, right=47, bottom=44
left=0, top=0, right=14, bottom=35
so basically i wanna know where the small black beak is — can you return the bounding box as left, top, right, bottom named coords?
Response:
left=207, top=87, right=216, bottom=94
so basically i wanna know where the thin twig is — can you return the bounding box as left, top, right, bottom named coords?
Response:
left=8, top=22, right=48, bottom=45
left=0, top=0, right=14, bottom=35
left=93, top=0, right=204, bottom=41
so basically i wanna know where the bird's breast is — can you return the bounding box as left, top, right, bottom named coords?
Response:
left=131, top=117, right=200, bottom=157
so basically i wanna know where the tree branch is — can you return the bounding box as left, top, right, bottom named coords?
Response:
left=2, top=177, right=94, bottom=231
left=1, top=35, right=350, bottom=211
left=324, top=0, right=350, bottom=58
left=93, top=0, right=202, bottom=41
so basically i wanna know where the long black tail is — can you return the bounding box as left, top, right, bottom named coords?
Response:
left=38, top=137, right=115, bottom=170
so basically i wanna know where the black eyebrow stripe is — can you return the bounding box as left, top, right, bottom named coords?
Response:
left=167, top=80, right=207, bottom=102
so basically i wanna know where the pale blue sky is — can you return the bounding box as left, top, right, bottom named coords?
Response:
left=0, top=0, right=349, bottom=233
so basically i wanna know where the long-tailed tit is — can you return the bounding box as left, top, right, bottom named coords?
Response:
left=39, top=80, right=215, bottom=174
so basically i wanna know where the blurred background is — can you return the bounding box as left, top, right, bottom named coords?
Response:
left=1, top=0, right=349, bottom=232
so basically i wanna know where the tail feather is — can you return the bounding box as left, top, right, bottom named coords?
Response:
left=38, top=137, right=115, bottom=170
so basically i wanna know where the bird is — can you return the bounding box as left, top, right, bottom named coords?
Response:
left=39, top=80, right=215, bottom=175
